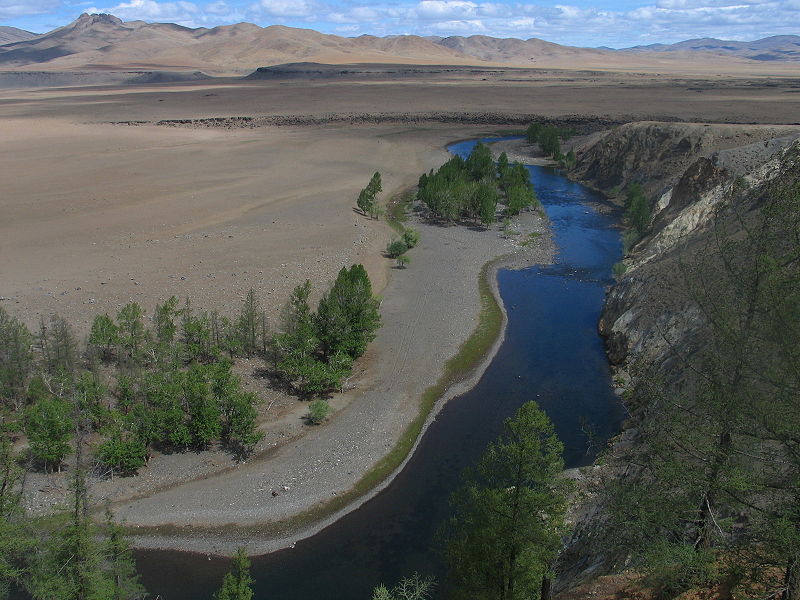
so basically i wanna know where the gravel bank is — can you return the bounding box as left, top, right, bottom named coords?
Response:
left=117, top=207, right=554, bottom=555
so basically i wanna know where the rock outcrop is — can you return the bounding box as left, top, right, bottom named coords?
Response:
left=556, top=123, right=800, bottom=594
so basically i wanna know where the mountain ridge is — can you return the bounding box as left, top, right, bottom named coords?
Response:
left=0, top=13, right=797, bottom=75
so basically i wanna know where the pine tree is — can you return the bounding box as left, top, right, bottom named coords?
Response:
left=0, top=435, right=35, bottom=598
left=443, top=402, right=571, bottom=600
left=215, top=547, right=254, bottom=600
left=24, top=394, right=73, bottom=472
left=104, top=508, right=145, bottom=600
left=0, top=308, right=33, bottom=405
left=315, top=265, right=380, bottom=360
left=236, top=290, right=262, bottom=357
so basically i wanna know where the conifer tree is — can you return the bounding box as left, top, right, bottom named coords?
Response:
left=443, top=402, right=571, bottom=600
left=215, top=547, right=254, bottom=600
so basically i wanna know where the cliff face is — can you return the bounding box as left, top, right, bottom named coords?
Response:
left=573, top=121, right=800, bottom=201
left=556, top=124, right=800, bottom=593
left=575, top=122, right=800, bottom=370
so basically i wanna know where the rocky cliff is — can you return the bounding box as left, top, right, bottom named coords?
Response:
left=574, top=122, right=800, bottom=370
left=556, top=122, right=800, bottom=594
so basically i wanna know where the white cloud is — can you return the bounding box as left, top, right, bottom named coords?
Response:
left=257, top=0, right=316, bottom=17
left=88, top=0, right=201, bottom=23
left=0, top=0, right=61, bottom=19
left=9, top=0, right=800, bottom=47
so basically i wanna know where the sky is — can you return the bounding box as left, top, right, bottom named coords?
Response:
left=1, top=0, right=799, bottom=48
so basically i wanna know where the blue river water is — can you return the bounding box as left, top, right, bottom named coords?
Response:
left=133, top=138, right=627, bottom=599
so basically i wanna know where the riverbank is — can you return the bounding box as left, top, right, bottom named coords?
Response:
left=114, top=191, right=554, bottom=554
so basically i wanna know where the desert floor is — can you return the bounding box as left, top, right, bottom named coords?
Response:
left=2, top=66, right=800, bottom=554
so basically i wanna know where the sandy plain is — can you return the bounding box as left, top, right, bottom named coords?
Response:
left=2, top=65, right=800, bottom=554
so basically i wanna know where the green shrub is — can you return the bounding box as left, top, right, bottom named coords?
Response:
left=386, top=239, right=409, bottom=258
left=401, top=228, right=420, bottom=249
left=306, top=399, right=332, bottom=425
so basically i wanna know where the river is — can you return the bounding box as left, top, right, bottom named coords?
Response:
left=134, top=138, right=627, bottom=599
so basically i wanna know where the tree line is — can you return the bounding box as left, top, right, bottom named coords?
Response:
left=525, top=122, right=576, bottom=170
left=2, top=429, right=259, bottom=600
left=0, top=264, right=380, bottom=479
left=417, top=142, right=539, bottom=225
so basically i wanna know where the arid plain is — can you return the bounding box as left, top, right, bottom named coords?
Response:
left=3, top=58, right=800, bottom=553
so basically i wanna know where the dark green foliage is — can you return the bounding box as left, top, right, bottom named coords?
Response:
left=27, top=464, right=145, bottom=600
left=357, top=188, right=374, bottom=216
left=525, top=122, right=543, bottom=144
left=236, top=289, right=264, bottom=357
left=182, top=363, right=221, bottom=448
left=153, top=296, right=179, bottom=347
left=24, top=395, right=72, bottom=472
left=0, top=436, right=35, bottom=598
left=401, top=228, right=420, bottom=249
left=465, top=142, right=494, bottom=181
left=418, top=144, right=535, bottom=224
left=96, top=418, right=148, bottom=476
left=497, top=152, right=510, bottom=180
left=104, top=508, right=145, bottom=600
left=116, top=303, right=147, bottom=364
left=386, top=239, right=409, bottom=258
left=89, top=314, right=119, bottom=362
left=357, top=172, right=383, bottom=219
left=210, top=360, right=262, bottom=457
left=475, top=182, right=499, bottom=226
left=272, top=281, right=328, bottom=396
left=526, top=123, right=564, bottom=159
left=443, top=402, right=571, bottom=600
left=0, top=308, right=33, bottom=405
left=538, top=127, right=561, bottom=158
left=181, top=299, right=214, bottom=363
left=273, top=268, right=380, bottom=398
left=624, top=183, right=652, bottom=238
left=215, top=547, right=254, bottom=600
left=315, top=265, right=381, bottom=360
left=75, top=371, right=109, bottom=430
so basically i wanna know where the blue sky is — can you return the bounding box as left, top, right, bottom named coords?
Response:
left=2, top=0, right=799, bottom=48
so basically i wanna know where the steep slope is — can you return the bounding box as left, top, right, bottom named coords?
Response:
left=0, top=26, right=37, bottom=45
left=556, top=125, right=800, bottom=594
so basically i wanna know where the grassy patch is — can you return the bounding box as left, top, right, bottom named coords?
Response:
left=124, top=260, right=506, bottom=543
left=520, top=231, right=542, bottom=247
left=385, top=189, right=415, bottom=234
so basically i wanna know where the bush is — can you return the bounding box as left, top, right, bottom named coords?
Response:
left=96, top=427, right=148, bottom=476
left=396, top=254, right=410, bottom=269
left=401, top=228, right=420, bottom=249
left=306, top=399, right=332, bottom=424
left=386, top=239, right=409, bottom=258
left=612, top=262, right=628, bottom=277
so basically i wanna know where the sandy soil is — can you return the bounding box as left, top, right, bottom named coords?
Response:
left=4, top=69, right=799, bottom=555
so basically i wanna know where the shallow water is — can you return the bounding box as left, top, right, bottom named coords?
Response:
left=134, top=138, right=627, bottom=599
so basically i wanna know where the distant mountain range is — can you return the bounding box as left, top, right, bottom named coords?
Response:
left=624, top=35, right=800, bottom=62
left=0, top=13, right=797, bottom=75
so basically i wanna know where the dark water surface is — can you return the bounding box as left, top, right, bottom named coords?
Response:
left=135, top=139, right=627, bottom=599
